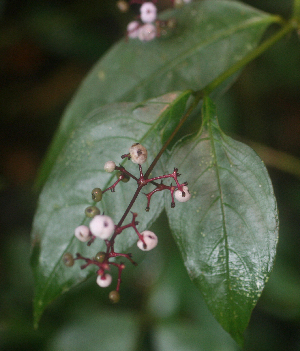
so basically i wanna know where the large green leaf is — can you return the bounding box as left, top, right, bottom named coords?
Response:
left=165, top=97, right=279, bottom=346
left=37, top=0, right=278, bottom=188
left=30, top=91, right=191, bottom=326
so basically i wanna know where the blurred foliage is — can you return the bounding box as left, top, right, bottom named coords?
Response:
left=1, top=0, right=300, bottom=350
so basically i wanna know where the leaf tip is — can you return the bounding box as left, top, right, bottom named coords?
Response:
left=33, top=297, right=44, bottom=330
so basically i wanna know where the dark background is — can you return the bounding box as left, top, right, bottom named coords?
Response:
left=1, top=0, right=300, bottom=350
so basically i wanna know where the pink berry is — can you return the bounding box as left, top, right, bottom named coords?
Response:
left=138, top=24, right=157, bottom=42
left=140, top=2, right=157, bottom=23
left=127, top=21, right=140, bottom=39
left=74, top=225, right=91, bottom=242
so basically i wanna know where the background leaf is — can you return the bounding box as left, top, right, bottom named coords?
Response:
left=30, top=91, right=191, bottom=326
left=165, top=97, right=279, bottom=346
left=153, top=321, right=240, bottom=351
left=48, top=310, right=140, bottom=351
left=36, top=0, right=278, bottom=188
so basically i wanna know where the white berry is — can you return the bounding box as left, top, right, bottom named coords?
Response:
left=96, top=274, right=112, bottom=288
left=137, top=230, right=158, bottom=251
left=89, top=215, right=115, bottom=240
left=138, top=24, right=157, bottom=42
left=140, top=2, right=157, bottom=23
left=74, top=225, right=91, bottom=242
left=104, top=161, right=116, bottom=173
left=127, top=21, right=140, bottom=39
left=129, top=143, right=148, bottom=164
left=175, top=185, right=191, bottom=202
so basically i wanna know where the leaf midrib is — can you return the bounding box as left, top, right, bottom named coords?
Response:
left=207, top=117, right=234, bottom=323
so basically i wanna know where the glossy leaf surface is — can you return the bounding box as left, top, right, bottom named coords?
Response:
left=165, top=97, right=279, bottom=345
left=30, top=91, right=191, bottom=326
left=37, top=0, right=278, bottom=188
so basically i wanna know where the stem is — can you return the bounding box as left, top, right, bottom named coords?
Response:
left=144, top=90, right=203, bottom=179
left=293, top=0, right=300, bottom=22
left=116, top=186, right=143, bottom=228
left=242, top=139, right=300, bottom=179
left=203, top=19, right=296, bottom=95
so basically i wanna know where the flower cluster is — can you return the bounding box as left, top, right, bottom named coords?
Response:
left=63, top=143, right=191, bottom=303
left=117, top=0, right=192, bottom=42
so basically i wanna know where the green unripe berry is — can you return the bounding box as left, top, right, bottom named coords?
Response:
left=95, top=251, right=106, bottom=263
left=85, top=206, right=100, bottom=218
left=109, top=290, right=120, bottom=303
left=116, top=171, right=130, bottom=183
left=62, top=253, right=74, bottom=267
left=92, top=188, right=102, bottom=202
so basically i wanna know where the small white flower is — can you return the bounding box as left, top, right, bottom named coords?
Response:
left=140, top=2, right=157, bottom=23
left=127, top=21, right=140, bottom=39
left=74, top=225, right=91, bottom=242
left=96, top=273, right=112, bottom=288
left=137, top=230, right=158, bottom=251
left=129, top=143, right=148, bottom=164
left=138, top=23, right=157, bottom=42
left=104, top=161, right=116, bottom=172
left=89, top=215, right=115, bottom=240
left=174, top=185, right=191, bottom=202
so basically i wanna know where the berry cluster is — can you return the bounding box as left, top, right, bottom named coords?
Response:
left=117, top=0, right=192, bottom=42
left=63, top=143, right=191, bottom=303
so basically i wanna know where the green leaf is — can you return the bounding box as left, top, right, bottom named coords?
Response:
left=165, top=96, right=279, bottom=346
left=36, top=0, right=278, bottom=188
left=30, top=91, right=191, bottom=327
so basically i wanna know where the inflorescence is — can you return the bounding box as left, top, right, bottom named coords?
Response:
left=63, top=143, right=191, bottom=303
left=117, top=0, right=192, bottom=42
